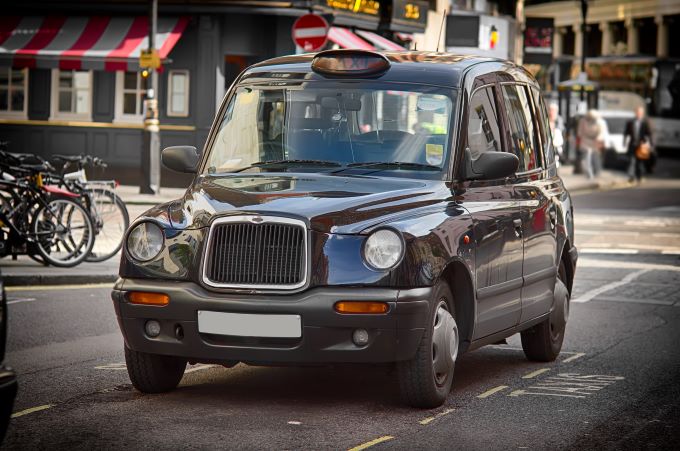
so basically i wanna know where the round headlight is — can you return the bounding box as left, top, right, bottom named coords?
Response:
left=127, top=222, right=164, bottom=262
left=363, top=229, right=404, bottom=270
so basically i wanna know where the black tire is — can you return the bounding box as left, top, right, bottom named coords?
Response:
left=84, top=189, right=129, bottom=262
left=31, top=196, right=95, bottom=267
left=397, top=281, right=458, bottom=408
left=520, top=263, right=570, bottom=362
left=124, top=346, right=187, bottom=394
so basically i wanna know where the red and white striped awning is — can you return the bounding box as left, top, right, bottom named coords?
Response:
left=355, top=30, right=405, bottom=51
left=0, top=16, right=188, bottom=71
left=327, top=27, right=374, bottom=51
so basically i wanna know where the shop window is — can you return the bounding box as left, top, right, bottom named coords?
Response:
left=115, top=71, right=146, bottom=122
left=0, top=68, right=28, bottom=119
left=167, top=70, right=189, bottom=117
left=50, top=69, right=92, bottom=121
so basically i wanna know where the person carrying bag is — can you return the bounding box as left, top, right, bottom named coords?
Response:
left=624, top=106, right=654, bottom=182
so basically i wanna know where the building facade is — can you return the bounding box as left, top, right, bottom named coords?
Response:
left=0, top=0, right=427, bottom=187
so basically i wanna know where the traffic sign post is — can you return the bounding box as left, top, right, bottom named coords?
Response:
left=292, top=14, right=329, bottom=52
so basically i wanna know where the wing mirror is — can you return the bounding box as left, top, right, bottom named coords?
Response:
left=162, top=146, right=199, bottom=173
left=461, top=149, right=519, bottom=181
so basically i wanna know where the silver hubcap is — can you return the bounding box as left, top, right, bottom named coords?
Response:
left=550, top=279, right=570, bottom=341
left=432, top=300, right=458, bottom=387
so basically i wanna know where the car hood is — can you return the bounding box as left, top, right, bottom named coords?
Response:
left=167, top=173, right=452, bottom=234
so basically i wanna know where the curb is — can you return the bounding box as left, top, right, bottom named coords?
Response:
left=3, top=274, right=118, bottom=287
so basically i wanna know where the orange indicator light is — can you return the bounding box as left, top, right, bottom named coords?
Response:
left=128, top=291, right=169, bottom=306
left=334, top=301, right=389, bottom=314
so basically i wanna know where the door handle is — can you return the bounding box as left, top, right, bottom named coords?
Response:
left=513, top=218, right=522, bottom=237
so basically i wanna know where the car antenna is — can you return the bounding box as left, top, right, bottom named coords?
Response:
left=436, top=10, right=447, bottom=52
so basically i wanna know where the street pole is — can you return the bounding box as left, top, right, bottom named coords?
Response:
left=580, top=0, right=588, bottom=102
left=140, top=0, right=160, bottom=194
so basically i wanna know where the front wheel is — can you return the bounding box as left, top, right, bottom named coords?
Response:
left=84, top=189, right=129, bottom=262
left=398, top=281, right=458, bottom=408
left=31, top=196, right=95, bottom=267
left=125, top=346, right=187, bottom=394
left=521, top=265, right=570, bottom=362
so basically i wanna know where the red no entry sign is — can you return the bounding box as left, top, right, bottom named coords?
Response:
left=292, top=14, right=329, bottom=52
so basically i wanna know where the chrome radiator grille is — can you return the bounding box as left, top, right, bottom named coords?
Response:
left=203, top=217, right=307, bottom=289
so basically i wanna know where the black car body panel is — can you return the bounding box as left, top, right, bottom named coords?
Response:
left=114, top=51, right=577, bottom=368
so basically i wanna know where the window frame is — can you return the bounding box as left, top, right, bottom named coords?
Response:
left=498, top=81, right=544, bottom=175
left=114, top=71, right=146, bottom=123
left=50, top=69, right=93, bottom=121
left=0, top=67, right=29, bottom=119
left=528, top=86, right=556, bottom=169
left=166, top=69, right=190, bottom=117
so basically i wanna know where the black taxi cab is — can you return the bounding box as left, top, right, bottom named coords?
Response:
left=112, top=50, right=577, bottom=408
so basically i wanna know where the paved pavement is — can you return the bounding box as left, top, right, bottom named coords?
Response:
left=2, top=160, right=679, bottom=449
left=0, top=164, right=632, bottom=286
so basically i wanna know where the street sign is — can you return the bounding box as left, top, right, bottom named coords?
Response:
left=292, top=14, right=329, bottom=52
left=139, top=49, right=161, bottom=69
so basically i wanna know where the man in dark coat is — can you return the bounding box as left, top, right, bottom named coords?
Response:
left=624, top=106, right=653, bottom=182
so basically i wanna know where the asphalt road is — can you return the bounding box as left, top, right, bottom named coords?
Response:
left=3, top=164, right=680, bottom=450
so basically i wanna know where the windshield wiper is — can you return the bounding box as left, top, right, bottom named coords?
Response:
left=231, top=159, right=342, bottom=173
left=331, top=161, right=441, bottom=173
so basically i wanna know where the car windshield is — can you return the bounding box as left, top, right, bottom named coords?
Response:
left=203, top=82, right=456, bottom=179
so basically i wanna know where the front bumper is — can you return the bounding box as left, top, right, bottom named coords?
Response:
left=112, top=279, right=431, bottom=365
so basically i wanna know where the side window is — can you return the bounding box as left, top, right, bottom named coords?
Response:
left=467, top=86, right=501, bottom=159
left=500, top=84, right=541, bottom=172
left=530, top=87, right=556, bottom=167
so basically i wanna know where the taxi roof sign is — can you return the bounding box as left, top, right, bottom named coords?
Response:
left=311, top=50, right=390, bottom=77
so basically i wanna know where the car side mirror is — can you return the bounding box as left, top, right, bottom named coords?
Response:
left=462, top=149, right=519, bottom=181
left=162, top=146, right=199, bottom=173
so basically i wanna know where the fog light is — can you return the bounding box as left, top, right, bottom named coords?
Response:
left=352, top=328, right=369, bottom=346
left=145, top=320, right=161, bottom=338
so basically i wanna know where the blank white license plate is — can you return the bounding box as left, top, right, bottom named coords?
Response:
left=197, top=311, right=302, bottom=338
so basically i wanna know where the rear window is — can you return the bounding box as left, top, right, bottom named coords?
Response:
left=602, top=117, right=629, bottom=134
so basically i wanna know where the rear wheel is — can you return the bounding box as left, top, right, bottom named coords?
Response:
left=125, top=346, right=187, bottom=394
left=398, top=281, right=458, bottom=408
left=521, top=261, right=570, bottom=362
left=84, top=189, right=129, bottom=262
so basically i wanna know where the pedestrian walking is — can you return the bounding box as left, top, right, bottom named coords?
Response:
left=623, top=106, right=653, bottom=183
left=577, top=109, right=606, bottom=179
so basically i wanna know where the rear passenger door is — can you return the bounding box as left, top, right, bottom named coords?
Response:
left=499, top=83, right=557, bottom=322
left=458, top=78, right=524, bottom=340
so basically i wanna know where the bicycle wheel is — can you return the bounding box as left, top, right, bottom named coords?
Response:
left=84, top=188, right=129, bottom=262
left=31, top=196, right=95, bottom=267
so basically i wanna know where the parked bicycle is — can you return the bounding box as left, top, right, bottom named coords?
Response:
left=0, top=151, right=95, bottom=267
left=50, top=154, right=129, bottom=262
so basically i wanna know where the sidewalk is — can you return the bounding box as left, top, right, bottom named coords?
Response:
left=2, top=167, right=631, bottom=286
left=558, top=165, right=631, bottom=193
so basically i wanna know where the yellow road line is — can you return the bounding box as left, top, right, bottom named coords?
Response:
left=11, top=404, right=54, bottom=418
left=562, top=352, right=586, bottom=363
left=419, top=407, right=455, bottom=425
left=522, top=368, right=550, bottom=379
left=477, top=385, right=509, bottom=398
left=6, top=283, right=113, bottom=292
left=348, top=435, right=394, bottom=451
